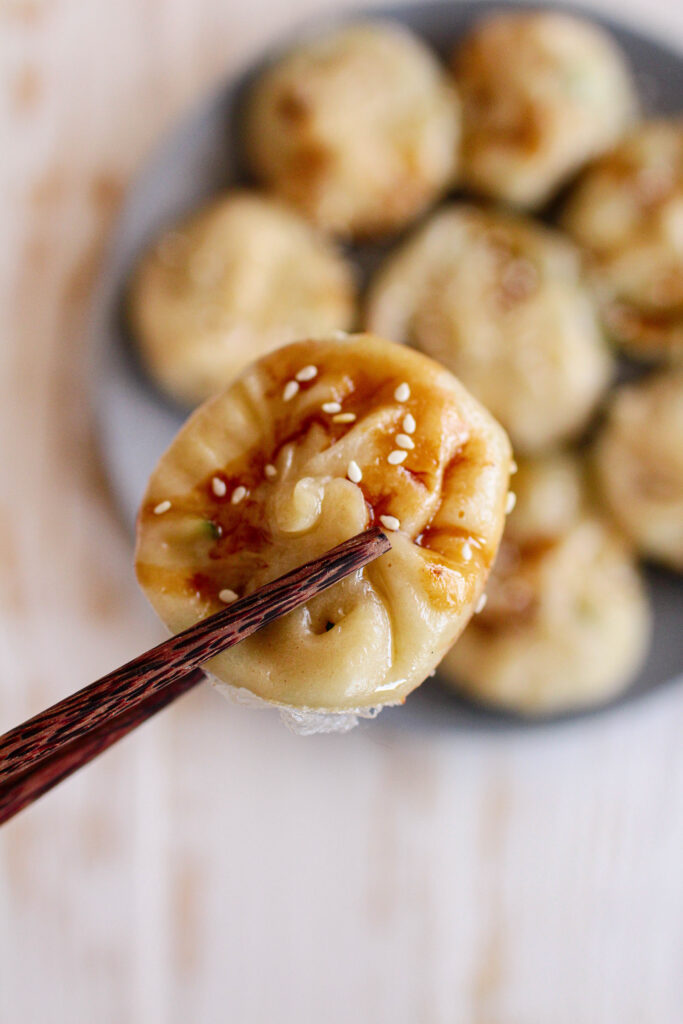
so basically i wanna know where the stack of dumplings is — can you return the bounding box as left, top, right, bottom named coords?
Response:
left=130, top=9, right=683, bottom=720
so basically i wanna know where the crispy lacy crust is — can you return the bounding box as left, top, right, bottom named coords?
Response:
left=365, top=204, right=612, bottom=453
left=440, top=456, right=650, bottom=714
left=562, top=120, right=683, bottom=360
left=128, top=192, right=355, bottom=406
left=135, top=333, right=512, bottom=710
left=245, top=21, right=460, bottom=238
left=595, top=371, right=683, bottom=571
left=453, top=11, right=637, bottom=209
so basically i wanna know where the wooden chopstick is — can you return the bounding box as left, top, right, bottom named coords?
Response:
left=0, top=526, right=390, bottom=825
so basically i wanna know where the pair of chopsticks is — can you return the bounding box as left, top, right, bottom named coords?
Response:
left=0, top=526, right=390, bottom=826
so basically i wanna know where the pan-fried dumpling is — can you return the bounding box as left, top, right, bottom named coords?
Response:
left=594, top=370, right=683, bottom=571
left=562, top=120, right=683, bottom=360
left=135, top=333, right=512, bottom=727
left=244, top=21, right=460, bottom=239
left=452, top=11, right=637, bottom=209
left=128, top=192, right=356, bottom=406
left=439, top=454, right=651, bottom=715
left=365, top=204, right=612, bottom=453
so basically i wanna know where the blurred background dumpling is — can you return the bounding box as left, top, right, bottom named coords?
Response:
left=562, top=120, right=683, bottom=361
left=128, top=192, right=356, bottom=406
left=439, top=453, right=651, bottom=715
left=135, top=334, right=512, bottom=713
left=244, top=20, right=460, bottom=238
left=594, top=370, right=683, bottom=571
left=366, top=204, right=613, bottom=453
left=453, top=11, right=637, bottom=209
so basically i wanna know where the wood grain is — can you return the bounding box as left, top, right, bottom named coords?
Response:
left=0, top=1, right=682, bottom=1022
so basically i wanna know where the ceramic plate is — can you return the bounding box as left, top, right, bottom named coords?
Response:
left=94, top=1, right=683, bottom=728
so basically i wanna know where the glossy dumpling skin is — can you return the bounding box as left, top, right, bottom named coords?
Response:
left=128, top=192, right=355, bottom=406
left=135, top=333, right=512, bottom=711
left=453, top=11, right=637, bottom=209
left=245, top=21, right=460, bottom=239
left=595, top=371, right=683, bottom=572
left=562, top=120, right=683, bottom=360
left=366, top=204, right=612, bottom=454
left=439, top=455, right=651, bottom=715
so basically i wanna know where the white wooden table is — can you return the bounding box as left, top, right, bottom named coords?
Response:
left=1, top=1, right=682, bottom=1020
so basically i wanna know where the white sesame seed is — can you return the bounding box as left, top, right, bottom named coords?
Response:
left=428, top=669, right=437, bottom=678
left=332, top=412, right=356, bottom=423
left=402, top=413, right=416, bottom=434
left=331, top=330, right=349, bottom=340
left=346, top=460, right=362, bottom=484
left=296, top=364, right=318, bottom=382
left=510, top=460, right=518, bottom=475
left=264, top=464, right=277, bottom=479
left=461, top=540, right=472, bottom=562
left=506, top=491, right=517, bottom=514
left=219, top=588, right=238, bottom=604
left=211, top=476, right=227, bottom=497
left=283, top=380, right=299, bottom=402
left=231, top=486, right=248, bottom=505
left=475, top=593, right=487, bottom=614
left=388, top=449, right=407, bottom=465
left=395, top=433, right=415, bottom=450
left=380, top=514, right=400, bottom=532
left=153, top=500, right=171, bottom=515
left=322, top=401, right=342, bottom=414
left=394, top=382, right=410, bottom=402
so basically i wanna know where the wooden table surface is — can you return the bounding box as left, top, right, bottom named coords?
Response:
left=1, top=1, right=682, bottom=1021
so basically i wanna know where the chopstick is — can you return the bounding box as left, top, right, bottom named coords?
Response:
left=0, top=526, right=390, bottom=825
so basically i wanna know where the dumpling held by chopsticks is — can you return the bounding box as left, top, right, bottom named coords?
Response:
left=135, top=333, right=512, bottom=730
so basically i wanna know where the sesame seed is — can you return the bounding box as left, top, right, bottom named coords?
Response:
left=332, top=412, right=356, bottom=423
left=322, top=401, right=342, bottom=414
left=219, top=588, right=238, bottom=604
left=475, top=593, right=487, bottom=614
left=211, top=477, right=227, bottom=497
left=231, top=486, right=247, bottom=505
left=402, top=413, right=416, bottom=434
left=510, top=460, right=518, bottom=474
left=461, top=540, right=472, bottom=562
left=394, top=382, right=410, bottom=402
left=395, top=433, right=415, bottom=450
left=331, top=330, right=349, bottom=340
left=283, top=380, right=299, bottom=402
left=264, top=464, right=277, bottom=479
left=296, top=365, right=318, bottom=382
left=506, top=491, right=517, bottom=514
left=347, top=460, right=362, bottom=484
left=388, top=449, right=407, bottom=465
left=153, top=500, right=171, bottom=515
left=380, top=514, right=400, bottom=532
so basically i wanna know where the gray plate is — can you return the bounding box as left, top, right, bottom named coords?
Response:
left=94, top=0, right=683, bottom=729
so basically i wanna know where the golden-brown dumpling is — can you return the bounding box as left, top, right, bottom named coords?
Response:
left=128, top=192, right=355, bottom=406
left=244, top=21, right=460, bottom=238
left=562, top=120, right=683, bottom=360
left=453, top=11, right=637, bottom=209
left=594, top=371, right=683, bottom=571
left=366, top=204, right=612, bottom=453
left=439, top=455, right=651, bottom=715
left=135, top=334, right=512, bottom=722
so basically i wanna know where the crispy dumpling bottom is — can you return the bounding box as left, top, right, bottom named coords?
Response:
left=135, top=334, right=512, bottom=725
